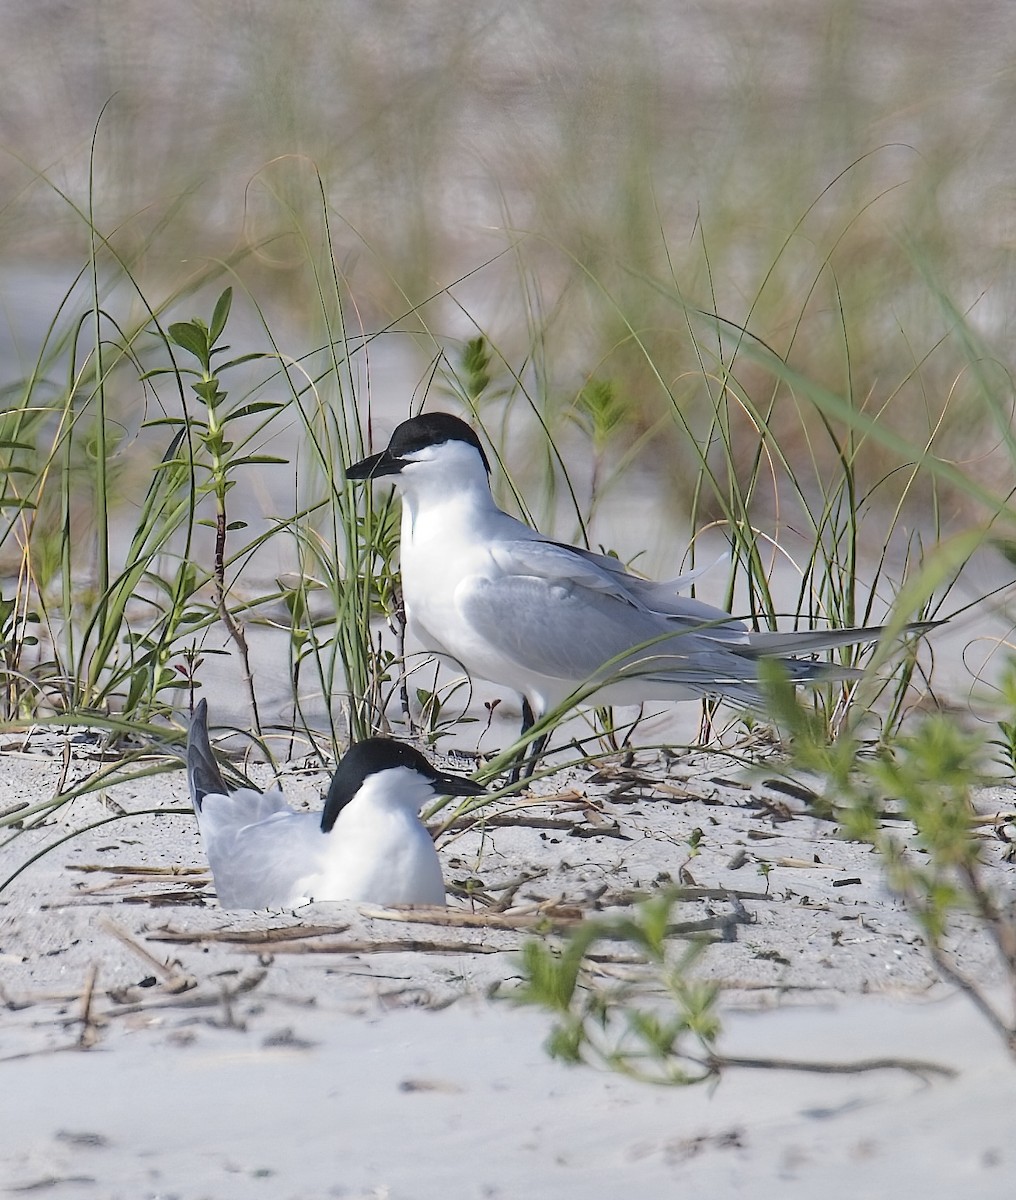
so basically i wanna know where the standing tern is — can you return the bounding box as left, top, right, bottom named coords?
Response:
left=186, top=699, right=485, bottom=909
left=346, top=412, right=930, bottom=767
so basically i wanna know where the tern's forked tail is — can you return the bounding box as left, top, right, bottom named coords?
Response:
left=186, top=698, right=229, bottom=811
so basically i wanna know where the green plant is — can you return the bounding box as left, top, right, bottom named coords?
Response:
left=512, top=892, right=722, bottom=1085
left=764, top=662, right=1016, bottom=1052
left=0, top=591, right=41, bottom=720
left=988, top=658, right=1016, bottom=777
left=512, top=885, right=956, bottom=1086
left=141, top=286, right=279, bottom=733
left=413, top=672, right=477, bottom=747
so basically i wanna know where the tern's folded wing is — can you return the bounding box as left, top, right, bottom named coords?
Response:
left=196, top=788, right=294, bottom=835
left=457, top=573, right=755, bottom=689
left=199, top=808, right=324, bottom=911
left=556, top=541, right=728, bottom=601
left=493, top=537, right=743, bottom=629
left=490, top=537, right=635, bottom=598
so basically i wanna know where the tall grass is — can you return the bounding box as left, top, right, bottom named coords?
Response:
left=2, top=153, right=1013, bottom=767
left=3, top=3, right=1016, bottom=873
left=0, top=156, right=393, bottom=835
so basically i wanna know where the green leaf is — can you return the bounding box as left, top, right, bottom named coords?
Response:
left=209, top=287, right=233, bottom=343
left=191, top=380, right=224, bottom=405
left=228, top=401, right=286, bottom=420
left=227, top=454, right=289, bottom=467
left=546, top=1021, right=585, bottom=1064
left=139, top=367, right=189, bottom=381
left=461, top=335, right=491, bottom=399
left=219, top=352, right=271, bottom=370
left=168, top=321, right=210, bottom=364
left=140, top=417, right=190, bottom=430
left=574, top=377, right=626, bottom=450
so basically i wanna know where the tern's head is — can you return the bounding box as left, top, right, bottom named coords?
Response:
left=320, top=737, right=486, bottom=832
left=345, top=413, right=491, bottom=491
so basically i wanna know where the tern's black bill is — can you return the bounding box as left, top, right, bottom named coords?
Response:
left=432, top=773, right=487, bottom=798
left=345, top=449, right=403, bottom=480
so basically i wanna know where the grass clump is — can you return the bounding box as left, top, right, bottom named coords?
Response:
left=512, top=892, right=722, bottom=1086
left=139, top=286, right=280, bottom=732
left=765, top=665, right=1016, bottom=1052
left=511, top=884, right=959, bottom=1085
left=509, top=673, right=1016, bottom=1086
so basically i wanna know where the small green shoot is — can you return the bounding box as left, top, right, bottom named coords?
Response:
left=142, top=287, right=278, bottom=734
left=512, top=892, right=721, bottom=1086
left=766, top=666, right=1016, bottom=1053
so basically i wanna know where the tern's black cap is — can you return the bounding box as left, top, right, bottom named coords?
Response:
left=321, top=737, right=486, bottom=832
left=345, top=412, right=491, bottom=480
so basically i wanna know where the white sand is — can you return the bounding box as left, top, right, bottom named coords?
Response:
left=1, top=734, right=1014, bottom=1198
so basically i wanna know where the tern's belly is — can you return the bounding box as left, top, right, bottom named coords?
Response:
left=404, top=589, right=570, bottom=717
left=398, top=509, right=570, bottom=710
left=402, top=561, right=539, bottom=698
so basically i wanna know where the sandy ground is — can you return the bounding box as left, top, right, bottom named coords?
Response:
left=1, top=732, right=1015, bottom=1199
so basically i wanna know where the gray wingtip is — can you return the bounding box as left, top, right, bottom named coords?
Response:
left=186, top=698, right=228, bottom=811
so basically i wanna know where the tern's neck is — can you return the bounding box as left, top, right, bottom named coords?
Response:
left=342, top=771, right=432, bottom=821
left=398, top=464, right=500, bottom=533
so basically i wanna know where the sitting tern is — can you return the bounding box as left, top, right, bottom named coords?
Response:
left=346, top=412, right=929, bottom=767
left=186, top=699, right=485, bottom=909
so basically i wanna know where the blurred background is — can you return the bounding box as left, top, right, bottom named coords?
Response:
left=2, top=0, right=1015, bottom=731
left=3, top=1, right=1015, bottom=505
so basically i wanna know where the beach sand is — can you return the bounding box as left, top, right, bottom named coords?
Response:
left=1, top=732, right=1014, bottom=1198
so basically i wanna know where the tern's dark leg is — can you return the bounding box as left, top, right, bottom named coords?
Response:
left=521, top=696, right=535, bottom=737
left=509, top=697, right=549, bottom=783
left=520, top=730, right=549, bottom=778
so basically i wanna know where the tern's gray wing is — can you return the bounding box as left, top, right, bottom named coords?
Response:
left=458, top=573, right=765, bottom=697
left=496, top=538, right=744, bottom=630
left=554, top=541, right=727, bottom=608
left=494, top=537, right=912, bottom=659
left=197, top=806, right=324, bottom=910
left=492, top=538, right=629, bottom=596
left=744, top=621, right=938, bottom=656
left=196, top=786, right=295, bottom=833
left=187, top=699, right=293, bottom=824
